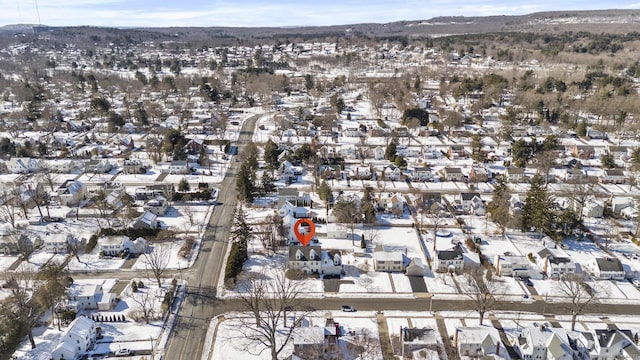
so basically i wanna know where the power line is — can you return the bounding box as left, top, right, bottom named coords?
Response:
left=34, top=0, right=41, bottom=25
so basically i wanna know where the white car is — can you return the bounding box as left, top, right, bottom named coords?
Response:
left=632, top=279, right=640, bottom=287
left=115, top=348, right=131, bottom=356
left=341, top=305, right=356, bottom=312
left=435, top=229, right=451, bottom=237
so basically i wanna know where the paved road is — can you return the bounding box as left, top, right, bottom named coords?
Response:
left=163, top=115, right=259, bottom=360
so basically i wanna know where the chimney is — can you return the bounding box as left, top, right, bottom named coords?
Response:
left=454, top=328, right=459, bottom=347
left=495, top=341, right=500, bottom=356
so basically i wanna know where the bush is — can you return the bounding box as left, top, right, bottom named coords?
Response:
left=86, top=234, right=98, bottom=253
left=225, top=242, right=247, bottom=282
left=179, top=237, right=195, bottom=258
left=131, top=280, right=138, bottom=293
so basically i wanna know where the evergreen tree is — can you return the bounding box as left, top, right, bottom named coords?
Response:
left=385, top=140, right=397, bottom=161
left=261, top=172, right=276, bottom=194
left=317, top=181, right=334, bottom=203
left=361, top=187, right=377, bottom=224
left=471, top=134, right=485, bottom=162
left=231, top=206, right=253, bottom=247
left=600, top=152, right=616, bottom=169
left=236, top=161, right=256, bottom=203
left=521, top=173, right=555, bottom=235
left=511, top=139, right=531, bottom=168
left=486, top=178, right=511, bottom=238
left=263, top=139, right=280, bottom=170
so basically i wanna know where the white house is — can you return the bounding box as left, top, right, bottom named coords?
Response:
left=575, top=328, right=640, bottom=360
left=436, top=245, right=464, bottom=273
left=44, top=233, right=73, bottom=254
left=99, top=236, right=126, bottom=256
left=143, top=196, right=168, bottom=216
left=6, top=157, right=41, bottom=173
left=611, top=197, right=634, bottom=215
left=494, top=255, right=533, bottom=277
left=130, top=211, right=158, bottom=230
left=56, top=179, right=87, bottom=206
left=68, top=283, right=117, bottom=311
left=288, top=245, right=342, bottom=276
left=456, top=326, right=502, bottom=358
left=537, top=247, right=575, bottom=279
left=412, top=166, right=432, bottom=181
left=166, top=160, right=190, bottom=174
left=587, top=257, right=626, bottom=280
left=51, top=316, right=97, bottom=360
left=373, top=250, right=405, bottom=272
left=515, top=325, right=573, bottom=360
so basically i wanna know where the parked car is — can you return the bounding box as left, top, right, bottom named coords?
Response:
left=115, top=348, right=131, bottom=356
left=341, top=305, right=356, bottom=312
left=631, top=279, right=640, bottom=287
left=436, top=229, right=452, bottom=237
left=523, top=278, right=534, bottom=287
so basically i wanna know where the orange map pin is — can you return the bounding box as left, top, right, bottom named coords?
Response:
left=293, top=218, right=316, bottom=246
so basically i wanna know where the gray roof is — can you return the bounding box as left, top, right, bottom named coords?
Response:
left=595, top=257, right=623, bottom=272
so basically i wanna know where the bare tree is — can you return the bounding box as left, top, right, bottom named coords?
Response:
left=233, top=266, right=314, bottom=360
left=92, top=189, right=112, bottom=228
left=346, top=328, right=382, bottom=360
left=423, top=203, right=445, bottom=251
left=0, top=191, right=19, bottom=228
left=462, top=269, right=500, bottom=325
left=129, top=287, right=156, bottom=324
left=558, top=274, right=599, bottom=331
left=142, top=244, right=170, bottom=287
left=1, top=264, right=41, bottom=349
left=37, top=261, right=69, bottom=331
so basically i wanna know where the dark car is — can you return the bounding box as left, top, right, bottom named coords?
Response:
left=523, top=278, right=534, bottom=287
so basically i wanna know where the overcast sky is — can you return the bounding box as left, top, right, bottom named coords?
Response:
left=3, top=0, right=640, bottom=28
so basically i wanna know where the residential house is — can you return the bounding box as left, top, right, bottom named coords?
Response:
left=586, top=127, right=608, bottom=139
left=122, top=159, right=147, bottom=174
left=405, top=258, right=425, bottom=276
left=456, top=192, right=486, bottom=216
left=44, top=233, right=73, bottom=254
left=5, top=157, right=41, bottom=173
left=166, top=160, right=190, bottom=174
left=436, top=245, right=464, bottom=273
left=292, top=317, right=339, bottom=360
left=582, top=198, right=604, bottom=218
left=0, top=234, right=32, bottom=256
left=277, top=187, right=313, bottom=208
left=348, top=165, right=372, bottom=180
left=611, top=197, right=634, bottom=215
left=468, top=165, right=489, bottom=183
left=84, top=159, right=113, bottom=173
left=50, top=316, right=97, bottom=360
left=130, top=210, right=158, bottom=230
left=510, top=194, right=524, bottom=215
left=288, top=245, right=342, bottom=276
left=68, top=283, right=117, bottom=311
left=395, top=126, right=409, bottom=137
left=381, top=165, right=402, bottom=181
left=448, top=145, right=467, bottom=159
left=562, top=168, right=585, bottom=182
left=600, top=168, right=626, bottom=184
left=143, top=196, right=168, bottom=216
left=537, top=247, right=576, bottom=279
left=440, top=167, right=464, bottom=182
left=56, top=179, right=87, bottom=206
left=373, top=247, right=406, bottom=272
left=575, top=328, right=640, bottom=360
left=587, top=257, right=626, bottom=280
left=279, top=201, right=311, bottom=220
left=572, top=144, right=596, bottom=160
left=373, top=146, right=386, bottom=160
left=400, top=327, right=439, bottom=358
left=412, top=166, right=432, bottom=182
left=280, top=160, right=302, bottom=183
left=494, top=255, right=534, bottom=278
left=506, top=166, right=526, bottom=183
left=456, top=326, right=502, bottom=358
left=515, top=325, right=573, bottom=360
left=99, top=236, right=127, bottom=256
